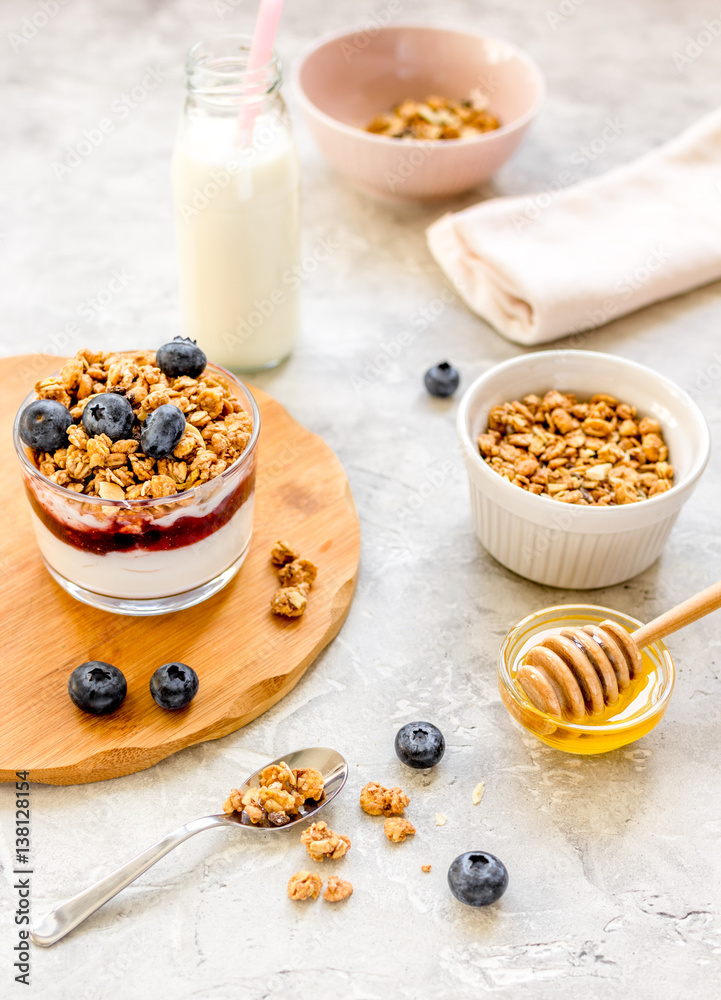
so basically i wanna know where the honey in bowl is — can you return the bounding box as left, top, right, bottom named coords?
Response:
left=497, top=605, right=675, bottom=754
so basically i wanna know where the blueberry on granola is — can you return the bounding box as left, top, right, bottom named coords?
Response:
left=424, top=362, right=459, bottom=398
left=448, top=852, right=508, bottom=907
left=140, top=405, right=186, bottom=459
left=68, top=661, right=127, bottom=716
left=156, top=337, right=207, bottom=379
left=149, top=662, right=199, bottom=710
left=18, top=399, right=73, bottom=451
left=82, top=393, right=135, bottom=441
left=395, top=722, right=445, bottom=769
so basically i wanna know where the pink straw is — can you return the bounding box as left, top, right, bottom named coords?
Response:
left=237, top=0, right=285, bottom=143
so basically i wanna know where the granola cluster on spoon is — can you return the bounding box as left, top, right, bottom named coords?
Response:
left=223, top=760, right=325, bottom=827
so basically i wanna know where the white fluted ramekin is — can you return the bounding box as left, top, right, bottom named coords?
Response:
left=456, top=351, right=710, bottom=589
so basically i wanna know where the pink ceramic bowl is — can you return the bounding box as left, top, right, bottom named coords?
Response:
left=294, top=24, right=545, bottom=203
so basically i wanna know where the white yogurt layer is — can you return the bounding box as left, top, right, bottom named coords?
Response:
left=31, top=497, right=255, bottom=599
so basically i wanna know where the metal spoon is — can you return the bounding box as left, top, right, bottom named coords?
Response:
left=31, top=746, right=347, bottom=948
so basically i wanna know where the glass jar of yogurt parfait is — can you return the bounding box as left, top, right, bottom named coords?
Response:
left=172, top=35, right=302, bottom=373
left=13, top=363, right=260, bottom=616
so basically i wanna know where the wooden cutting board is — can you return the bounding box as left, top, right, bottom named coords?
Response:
left=0, top=355, right=360, bottom=785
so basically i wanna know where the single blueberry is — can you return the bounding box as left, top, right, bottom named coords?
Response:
left=156, top=338, right=207, bottom=379
left=68, top=661, right=127, bottom=716
left=448, top=852, right=509, bottom=907
left=395, top=721, right=445, bottom=769
left=149, top=662, right=199, bottom=710
left=424, top=362, right=460, bottom=398
left=82, top=393, right=135, bottom=441
left=140, top=405, right=186, bottom=459
left=19, top=400, right=73, bottom=452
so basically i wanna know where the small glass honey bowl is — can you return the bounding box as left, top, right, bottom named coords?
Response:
left=498, top=604, right=675, bottom=754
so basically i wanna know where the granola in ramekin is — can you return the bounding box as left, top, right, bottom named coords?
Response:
left=478, top=391, right=674, bottom=506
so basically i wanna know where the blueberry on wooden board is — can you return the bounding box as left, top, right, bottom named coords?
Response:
left=150, top=662, right=199, bottom=710
left=68, top=661, right=127, bottom=715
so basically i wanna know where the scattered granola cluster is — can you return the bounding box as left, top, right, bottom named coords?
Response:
left=360, top=781, right=416, bottom=843
left=384, top=817, right=416, bottom=843
left=282, top=777, right=423, bottom=904
left=287, top=871, right=353, bottom=903
left=287, top=871, right=323, bottom=900
left=240, top=773, right=426, bottom=904
left=28, top=349, right=252, bottom=499
left=288, top=821, right=353, bottom=903
left=359, top=781, right=410, bottom=817
left=270, top=539, right=318, bottom=618
left=222, top=760, right=325, bottom=827
left=253, top=757, right=480, bottom=903
left=366, top=92, right=500, bottom=140
left=323, top=876, right=354, bottom=902
left=300, top=821, right=351, bottom=861
left=478, top=391, right=674, bottom=505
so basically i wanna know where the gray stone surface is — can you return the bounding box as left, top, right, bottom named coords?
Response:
left=2, top=0, right=721, bottom=996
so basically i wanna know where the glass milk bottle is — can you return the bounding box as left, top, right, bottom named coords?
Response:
left=172, top=35, right=301, bottom=372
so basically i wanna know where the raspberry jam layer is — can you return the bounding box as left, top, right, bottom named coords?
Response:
left=26, top=469, right=255, bottom=555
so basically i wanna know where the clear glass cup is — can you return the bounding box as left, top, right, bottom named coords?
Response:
left=172, top=34, right=302, bottom=373
left=498, top=604, right=675, bottom=754
left=13, top=363, right=260, bottom=616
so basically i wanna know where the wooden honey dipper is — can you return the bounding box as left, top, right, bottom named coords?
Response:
left=517, top=581, right=721, bottom=721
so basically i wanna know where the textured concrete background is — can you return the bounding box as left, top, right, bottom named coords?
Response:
left=2, top=0, right=721, bottom=997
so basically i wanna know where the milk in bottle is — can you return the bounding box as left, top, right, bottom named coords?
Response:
left=172, top=36, right=301, bottom=372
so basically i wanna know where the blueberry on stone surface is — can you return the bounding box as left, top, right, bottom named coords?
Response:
left=424, top=362, right=460, bottom=398
left=448, top=852, right=508, bottom=907
left=19, top=400, right=73, bottom=452
left=82, top=393, right=135, bottom=441
left=68, top=661, right=127, bottom=716
left=395, top=722, right=445, bottom=769
left=150, top=662, right=199, bottom=710
left=156, top=337, right=207, bottom=379
left=140, top=405, right=186, bottom=459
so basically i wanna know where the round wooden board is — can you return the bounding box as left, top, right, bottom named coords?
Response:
left=0, top=355, right=360, bottom=785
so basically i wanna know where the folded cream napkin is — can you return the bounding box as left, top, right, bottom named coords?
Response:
left=427, top=108, right=721, bottom=345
